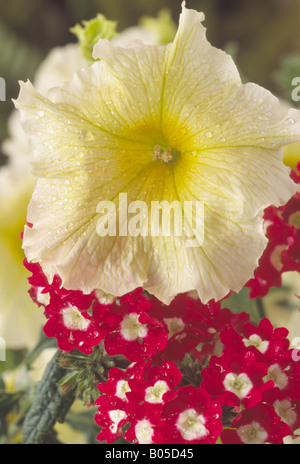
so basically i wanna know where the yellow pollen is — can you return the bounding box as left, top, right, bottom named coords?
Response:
left=266, top=372, right=276, bottom=382
left=187, top=418, right=197, bottom=427
left=247, top=428, right=257, bottom=439
left=152, top=145, right=174, bottom=163
left=232, top=380, right=242, bottom=390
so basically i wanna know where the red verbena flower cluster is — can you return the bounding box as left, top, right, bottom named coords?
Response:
left=95, top=361, right=223, bottom=444
left=25, top=262, right=300, bottom=443
left=93, top=312, right=300, bottom=444
left=25, top=259, right=102, bottom=354
left=246, top=163, right=300, bottom=297
left=202, top=317, right=300, bottom=443
left=24, top=258, right=300, bottom=444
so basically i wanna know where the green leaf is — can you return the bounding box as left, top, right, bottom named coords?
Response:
left=222, top=287, right=263, bottom=325
left=22, top=350, right=75, bottom=444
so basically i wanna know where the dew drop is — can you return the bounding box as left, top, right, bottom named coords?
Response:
left=78, top=130, right=87, bottom=140
left=78, top=129, right=94, bottom=141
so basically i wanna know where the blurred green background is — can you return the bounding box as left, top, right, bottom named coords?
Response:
left=1, top=0, right=300, bottom=164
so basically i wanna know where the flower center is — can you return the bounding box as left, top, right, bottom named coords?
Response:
left=163, top=317, right=185, bottom=338
left=176, top=408, right=208, bottom=441
left=116, top=380, right=131, bottom=401
left=135, top=419, right=154, bottom=444
left=152, top=145, right=180, bottom=163
left=120, top=313, right=148, bottom=341
left=242, top=334, right=269, bottom=354
left=223, top=372, right=253, bottom=399
left=248, top=429, right=257, bottom=439
left=61, top=305, right=91, bottom=331
left=95, top=289, right=115, bottom=305
left=145, top=380, right=169, bottom=403
left=263, top=364, right=288, bottom=390
left=237, top=421, right=268, bottom=444
left=274, top=399, right=297, bottom=426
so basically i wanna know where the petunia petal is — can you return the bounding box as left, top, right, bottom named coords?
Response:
left=162, top=6, right=300, bottom=152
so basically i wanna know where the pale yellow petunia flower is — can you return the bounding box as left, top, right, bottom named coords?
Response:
left=16, top=4, right=300, bottom=305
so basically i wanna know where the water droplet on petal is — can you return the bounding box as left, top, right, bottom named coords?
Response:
left=78, top=129, right=94, bottom=141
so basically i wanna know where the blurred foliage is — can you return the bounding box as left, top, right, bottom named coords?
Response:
left=1, top=0, right=300, bottom=165
left=140, top=8, right=177, bottom=45
left=70, top=14, right=117, bottom=63
left=273, top=53, right=300, bottom=105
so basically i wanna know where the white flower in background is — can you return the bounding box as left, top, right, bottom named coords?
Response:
left=112, top=26, right=160, bottom=47
left=0, top=169, right=37, bottom=348
left=34, top=44, right=87, bottom=95
left=3, top=43, right=86, bottom=170
left=15, top=4, right=300, bottom=306
left=0, top=44, right=86, bottom=348
left=111, top=9, right=176, bottom=48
